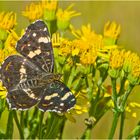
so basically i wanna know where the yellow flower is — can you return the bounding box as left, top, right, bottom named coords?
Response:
left=52, top=32, right=61, bottom=47
left=56, top=4, right=81, bottom=30
left=42, top=0, right=57, bottom=11
left=80, top=50, right=97, bottom=65
left=123, top=51, right=140, bottom=85
left=124, top=51, right=140, bottom=77
left=132, top=112, right=137, bottom=118
left=0, top=49, right=8, bottom=64
left=130, top=102, right=140, bottom=108
left=126, top=101, right=140, bottom=118
left=108, top=49, right=125, bottom=78
left=5, top=30, right=19, bottom=49
left=57, top=4, right=80, bottom=21
left=71, top=40, right=81, bottom=56
left=65, top=90, right=89, bottom=122
left=109, top=49, right=125, bottom=69
left=0, top=12, right=16, bottom=30
left=0, top=30, right=18, bottom=63
left=0, top=81, right=7, bottom=99
left=42, top=0, right=58, bottom=21
left=70, top=24, right=103, bottom=65
left=104, top=21, right=121, bottom=40
left=59, top=38, right=72, bottom=56
left=125, top=106, right=131, bottom=112
left=22, top=2, right=43, bottom=21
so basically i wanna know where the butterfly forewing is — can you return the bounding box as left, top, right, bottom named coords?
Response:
left=16, top=20, right=54, bottom=72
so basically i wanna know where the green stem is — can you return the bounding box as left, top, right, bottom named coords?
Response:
left=127, top=121, right=140, bottom=139
left=44, top=20, right=57, bottom=36
left=119, top=111, right=125, bottom=139
left=89, top=88, right=100, bottom=116
left=5, top=111, right=13, bottom=139
left=120, top=84, right=134, bottom=109
left=108, top=78, right=120, bottom=139
left=38, top=111, right=44, bottom=138
left=82, top=70, right=108, bottom=139
left=118, top=77, right=126, bottom=96
left=108, top=83, right=134, bottom=139
left=67, top=66, right=76, bottom=87
left=20, top=111, right=24, bottom=128
left=108, top=111, right=120, bottom=139
left=28, top=108, right=39, bottom=139
left=111, top=78, right=118, bottom=109
left=45, top=113, right=64, bottom=139
left=24, top=110, right=28, bottom=127
left=81, top=126, right=92, bottom=139
left=13, top=111, right=24, bottom=139
left=58, top=119, right=66, bottom=139
left=44, top=112, right=52, bottom=138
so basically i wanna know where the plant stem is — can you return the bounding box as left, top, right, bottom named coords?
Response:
left=38, top=111, right=44, bottom=138
left=108, top=78, right=120, bottom=139
left=108, top=111, right=120, bottom=139
left=45, top=113, right=64, bottom=139
left=120, top=84, right=134, bottom=109
left=58, top=119, right=65, bottom=139
left=118, top=77, right=126, bottom=96
left=119, top=111, right=125, bottom=139
left=13, top=111, right=24, bottom=139
left=67, top=66, right=76, bottom=87
left=111, top=78, right=118, bottom=109
left=127, top=121, right=140, bottom=139
left=5, top=111, right=13, bottom=139
left=20, top=111, right=24, bottom=128
left=81, top=126, right=92, bottom=139
left=108, top=82, right=134, bottom=139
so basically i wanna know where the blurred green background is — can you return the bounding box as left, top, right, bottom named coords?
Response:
left=0, top=1, right=140, bottom=139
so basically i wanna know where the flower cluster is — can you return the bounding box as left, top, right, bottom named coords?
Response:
left=0, top=12, right=16, bottom=30
left=109, top=49, right=140, bottom=85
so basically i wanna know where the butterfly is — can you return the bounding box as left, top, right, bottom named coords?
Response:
left=0, top=20, right=76, bottom=113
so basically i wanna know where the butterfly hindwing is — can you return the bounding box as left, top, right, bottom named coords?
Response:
left=16, top=20, right=54, bottom=72
left=38, top=81, right=76, bottom=113
left=7, top=89, right=38, bottom=110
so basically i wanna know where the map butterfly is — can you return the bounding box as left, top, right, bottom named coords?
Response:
left=0, top=20, right=76, bottom=113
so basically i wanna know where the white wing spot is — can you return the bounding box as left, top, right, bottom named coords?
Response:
left=33, top=33, right=37, bottom=37
left=20, top=67, right=26, bottom=74
left=23, top=89, right=38, bottom=100
left=45, top=93, right=58, bottom=100
left=38, top=37, right=50, bottom=43
left=60, top=103, right=64, bottom=106
left=71, top=98, right=76, bottom=102
left=61, top=92, right=71, bottom=101
left=28, top=51, right=36, bottom=58
left=44, top=27, right=47, bottom=31
left=34, top=49, right=41, bottom=55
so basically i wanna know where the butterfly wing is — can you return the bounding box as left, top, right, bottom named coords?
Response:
left=16, top=20, right=54, bottom=73
left=0, top=55, right=46, bottom=110
left=0, top=55, right=43, bottom=90
left=7, top=89, right=39, bottom=110
left=38, top=81, right=76, bottom=113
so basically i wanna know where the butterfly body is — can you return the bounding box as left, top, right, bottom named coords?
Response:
left=0, top=20, right=76, bottom=113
